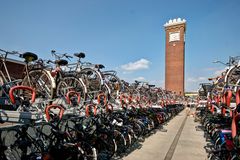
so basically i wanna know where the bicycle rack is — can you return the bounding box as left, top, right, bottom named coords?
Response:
left=0, top=86, right=43, bottom=124
left=0, top=109, right=43, bottom=124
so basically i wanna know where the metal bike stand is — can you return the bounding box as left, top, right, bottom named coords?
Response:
left=0, top=109, right=43, bottom=124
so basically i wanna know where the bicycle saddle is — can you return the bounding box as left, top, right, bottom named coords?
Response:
left=149, top=85, right=155, bottom=87
left=74, top=52, right=85, bottom=58
left=110, top=78, right=117, bottom=82
left=95, top=64, right=105, bottom=69
left=55, top=59, right=68, bottom=66
left=21, top=52, right=38, bottom=62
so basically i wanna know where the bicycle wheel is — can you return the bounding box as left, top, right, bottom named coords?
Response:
left=4, top=147, right=20, bottom=160
left=103, top=72, right=122, bottom=100
left=80, top=142, right=97, bottom=160
left=114, top=129, right=126, bottom=154
left=225, top=65, right=240, bottom=88
left=124, top=132, right=132, bottom=148
left=130, top=121, right=143, bottom=138
left=97, top=137, right=116, bottom=159
left=5, top=135, right=42, bottom=160
left=21, top=69, right=54, bottom=99
left=0, top=73, right=4, bottom=97
left=56, top=76, right=87, bottom=104
left=79, top=68, right=102, bottom=91
left=101, top=83, right=111, bottom=101
left=78, top=68, right=103, bottom=100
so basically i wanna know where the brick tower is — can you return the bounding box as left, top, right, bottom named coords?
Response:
left=164, top=18, right=186, bottom=95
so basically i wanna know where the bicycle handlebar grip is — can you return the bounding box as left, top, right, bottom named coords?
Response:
left=66, top=91, right=81, bottom=105
left=9, top=86, right=36, bottom=104
left=97, top=93, right=107, bottom=106
left=224, top=90, right=232, bottom=107
left=85, top=104, right=97, bottom=117
left=66, top=55, right=73, bottom=59
left=45, top=105, right=65, bottom=121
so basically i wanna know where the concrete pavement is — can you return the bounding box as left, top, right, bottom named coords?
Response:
left=123, top=110, right=207, bottom=160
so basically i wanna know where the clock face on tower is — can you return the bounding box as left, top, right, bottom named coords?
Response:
left=169, top=31, right=180, bottom=42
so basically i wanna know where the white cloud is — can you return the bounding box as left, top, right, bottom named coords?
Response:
left=203, top=67, right=221, bottom=71
left=186, top=77, right=207, bottom=83
left=121, top=58, right=150, bottom=72
left=134, top=76, right=145, bottom=81
left=186, top=76, right=208, bottom=91
left=214, top=67, right=228, bottom=76
left=149, top=80, right=164, bottom=88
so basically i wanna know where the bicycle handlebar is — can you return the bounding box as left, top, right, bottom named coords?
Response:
left=0, top=49, right=21, bottom=56
left=46, top=60, right=55, bottom=64
left=51, top=50, right=73, bottom=60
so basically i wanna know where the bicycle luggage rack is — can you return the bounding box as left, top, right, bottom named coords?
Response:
left=0, top=109, right=43, bottom=124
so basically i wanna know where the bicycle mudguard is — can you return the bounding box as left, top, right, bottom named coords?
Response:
left=65, top=91, right=81, bottom=105
left=45, top=104, right=64, bottom=121
left=9, top=85, right=36, bottom=104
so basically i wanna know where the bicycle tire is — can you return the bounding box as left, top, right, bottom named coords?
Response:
left=78, top=68, right=103, bottom=101
left=103, top=72, right=122, bottom=99
left=21, top=69, right=54, bottom=99
left=80, top=141, right=97, bottom=160
left=114, top=129, right=126, bottom=154
left=56, top=76, right=87, bottom=104
left=0, top=72, right=4, bottom=97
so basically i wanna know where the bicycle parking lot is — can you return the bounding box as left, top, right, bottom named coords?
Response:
left=0, top=46, right=239, bottom=160
left=0, top=49, right=239, bottom=160
left=0, top=49, right=186, bottom=160
left=0, top=1, right=240, bottom=159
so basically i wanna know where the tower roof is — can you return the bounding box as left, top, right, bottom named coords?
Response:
left=164, top=18, right=186, bottom=27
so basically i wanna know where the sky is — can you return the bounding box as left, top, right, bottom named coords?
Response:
left=0, top=0, right=240, bottom=91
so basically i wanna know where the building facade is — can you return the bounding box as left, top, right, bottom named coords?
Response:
left=164, top=18, right=186, bottom=95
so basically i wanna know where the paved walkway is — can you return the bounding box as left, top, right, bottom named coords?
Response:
left=123, top=109, right=207, bottom=160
